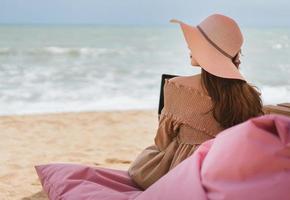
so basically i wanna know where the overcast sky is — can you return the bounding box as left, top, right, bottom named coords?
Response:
left=0, top=0, right=289, bottom=27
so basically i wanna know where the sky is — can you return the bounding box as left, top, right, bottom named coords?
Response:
left=0, top=0, right=290, bottom=27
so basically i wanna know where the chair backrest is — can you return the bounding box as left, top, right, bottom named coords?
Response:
left=158, top=74, right=179, bottom=119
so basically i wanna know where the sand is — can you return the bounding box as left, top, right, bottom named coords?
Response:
left=0, top=109, right=157, bottom=200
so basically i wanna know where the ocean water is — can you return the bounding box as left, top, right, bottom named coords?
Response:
left=0, top=25, right=289, bottom=115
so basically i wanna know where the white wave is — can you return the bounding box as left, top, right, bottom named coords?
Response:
left=0, top=46, right=130, bottom=57
left=42, top=46, right=107, bottom=55
left=41, top=46, right=130, bottom=56
left=79, top=47, right=109, bottom=55
left=272, top=43, right=283, bottom=49
left=0, top=48, right=9, bottom=53
left=0, top=47, right=15, bottom=55
left=0, top=46, right=136, bottom=58
left=0, top=96, right=158, bottom=116
left=44, top=46, right=70, bottom=54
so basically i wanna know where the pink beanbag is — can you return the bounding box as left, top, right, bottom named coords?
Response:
left=35, top=164, right=142, bottom=200
left=201, top=114, right=290, bottom=200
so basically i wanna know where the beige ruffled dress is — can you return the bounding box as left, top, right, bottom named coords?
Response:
left=129, top=79, right=224, bottom=190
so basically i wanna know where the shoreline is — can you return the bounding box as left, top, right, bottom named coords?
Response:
left=0, top=109, right=157, bottom=199
left=0, top=108, right=157, bottom=117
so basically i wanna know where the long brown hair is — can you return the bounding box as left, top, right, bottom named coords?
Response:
left=201, top=54, right=263, bottom=129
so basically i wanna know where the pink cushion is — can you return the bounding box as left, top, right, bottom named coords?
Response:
left=35, top=164, right=142, bottom=200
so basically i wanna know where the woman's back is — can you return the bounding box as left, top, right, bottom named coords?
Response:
left=161, top=75, right=222, bottom=137
left=129, top=74, right=223, bottom=189
left=157, top=74, right=223, bottom=153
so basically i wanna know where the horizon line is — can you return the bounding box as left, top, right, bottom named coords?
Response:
left=0, top=22, right=289, bottom=29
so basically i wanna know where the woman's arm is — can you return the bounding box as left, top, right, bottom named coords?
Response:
left=154, top=114, right=179, bottom=151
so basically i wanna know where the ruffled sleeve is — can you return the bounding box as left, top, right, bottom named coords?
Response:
left=154, top=111, right=181, bottom=151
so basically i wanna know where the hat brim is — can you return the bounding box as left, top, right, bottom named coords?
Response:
left=175, top=21, right=245, bottom=81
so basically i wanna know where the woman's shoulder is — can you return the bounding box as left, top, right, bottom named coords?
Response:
left=167, top=74, right=206, bottom=94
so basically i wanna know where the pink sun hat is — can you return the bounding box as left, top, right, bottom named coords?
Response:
left=171, top=14, right=245, bottom=81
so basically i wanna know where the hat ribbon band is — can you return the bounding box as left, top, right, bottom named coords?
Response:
left=197, top=25, right=234, bottom=59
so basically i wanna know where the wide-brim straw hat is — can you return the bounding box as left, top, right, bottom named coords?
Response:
left=171, top=14, right=245, bottom=81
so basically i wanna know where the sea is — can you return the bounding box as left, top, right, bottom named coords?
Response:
left=0, top=25, right=289, bottom=115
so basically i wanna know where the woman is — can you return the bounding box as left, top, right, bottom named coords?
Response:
left=128, top=14, right=264, bottom=190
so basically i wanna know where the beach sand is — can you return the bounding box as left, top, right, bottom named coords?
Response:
left=0, top=109, right=157, bottom=200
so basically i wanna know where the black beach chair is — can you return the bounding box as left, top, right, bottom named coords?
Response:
left=158, top=74, right=179, bottom=119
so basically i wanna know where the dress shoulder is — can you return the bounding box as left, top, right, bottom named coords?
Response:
left=164, top=78, right=211, bottom=101
left=168, top=74, right=207, bottom=93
